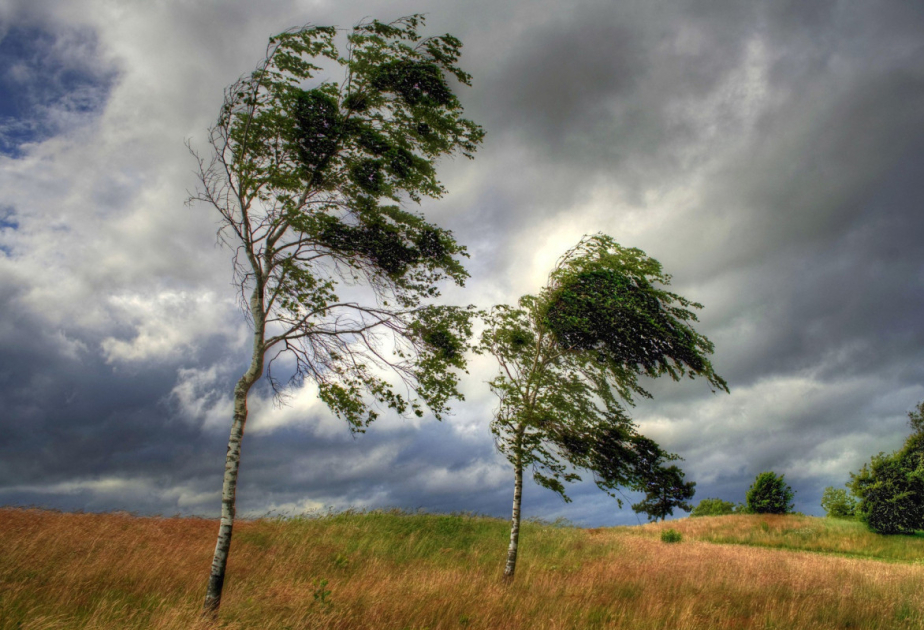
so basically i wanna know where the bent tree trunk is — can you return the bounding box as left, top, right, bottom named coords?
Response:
left=203, top=291, right=265, bottom=615
left=503, top=455, right=524, bottom=581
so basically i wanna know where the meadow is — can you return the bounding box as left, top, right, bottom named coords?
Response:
left=2, top=507, right=923, bottom=629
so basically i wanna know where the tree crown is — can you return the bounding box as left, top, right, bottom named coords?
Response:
left=478, top=234, right=726, bottom=503
left=190, top=15, right=483, bottom=429
left=745, top=471, right=795, bottom=515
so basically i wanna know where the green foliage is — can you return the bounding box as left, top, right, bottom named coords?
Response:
left=690, top=497, right=737, bottom=517
left=908, top=400, right=924, bottom=435
left=630, top=444, right=696, bottom=522
left=312, top=578, right=332, bottom=609
left=850, top=451, right=924, bottom=535
left=660, top=529, right=682, bottom=543
left=191, top=15, right=484, bottom=427
left=746, top=472, right=795, bottom=515
left=821, top=486, right=857, bottom=519
left=848, top=401, right=924, bottom=535
left=478, top=234, right=726, bottom=504
left=542, top=239, right=728, bottom=393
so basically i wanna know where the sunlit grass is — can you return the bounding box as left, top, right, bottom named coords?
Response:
left=636, top=514, right=924, bottom=564
left=2, top=508, right=924, bottom=629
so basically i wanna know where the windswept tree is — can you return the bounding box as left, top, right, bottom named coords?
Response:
left=630, top=439, right=696, bottom=522
left=478, top=234, right=727, bottom=581
left=189, top=16, right=483, bottom=613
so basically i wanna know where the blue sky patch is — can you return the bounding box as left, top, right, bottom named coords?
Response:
left=0, top=25, right=117, bottom=157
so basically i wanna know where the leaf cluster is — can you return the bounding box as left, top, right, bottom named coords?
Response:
left=190, top=15, right=483, bottom=428
left=630, top=445, right=696, bottom=522
left=542, top=235, right=728, bottom=396
left=820, top=486, right=857, bottom=519
left=849, top=411, right=924, bottom=535
left=745, top=471, right=795, bottom=515
left=690, top=497, right=737, bottom=517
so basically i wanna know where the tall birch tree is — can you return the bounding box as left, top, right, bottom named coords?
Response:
left=478, top=234, right=727, bottom=581
left=189, top=16, right=483, bottom=614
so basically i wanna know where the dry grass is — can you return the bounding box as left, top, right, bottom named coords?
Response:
left=2, top=508, right=923, bottom=629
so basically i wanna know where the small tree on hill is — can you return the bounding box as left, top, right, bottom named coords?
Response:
left=478, top=234, right=728, bottom=581
left=820, top=486, right=857, bottom=519
left=189, top=16, right=483, bottom=613
left=746, top=472, right=794, bottom=514
left=630, top=439, right=696, bottom=522
left=690, top=497, right=736, bottom=517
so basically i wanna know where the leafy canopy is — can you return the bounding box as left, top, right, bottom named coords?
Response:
left=820, top=486, right=857, bottom=519
left=849, top=404, right=924, bottom=534
left=478, top=234, right=727, bottom=503
left=190, top=15, right=483, bottom=429
left=690, top=497, right=737, bottom=517
left=745, top=471, right=795, bottom=515
left=631, top=453, right=696, bottom=522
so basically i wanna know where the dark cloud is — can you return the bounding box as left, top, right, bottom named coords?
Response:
left=2, top=0, right=924, bottom=528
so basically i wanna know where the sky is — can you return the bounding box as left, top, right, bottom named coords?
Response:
left=1, top=0, right=923, bottom=527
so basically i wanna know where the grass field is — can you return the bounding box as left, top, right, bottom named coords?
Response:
left=2, top=508, right=924, bottom=629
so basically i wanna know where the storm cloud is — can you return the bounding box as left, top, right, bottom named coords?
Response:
left=1, top=0, right=923, bottom=525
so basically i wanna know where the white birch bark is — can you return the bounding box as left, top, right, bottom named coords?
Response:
left=203, top=287, right=265, bottom=614
left=503, top=453, right=524, bottom=581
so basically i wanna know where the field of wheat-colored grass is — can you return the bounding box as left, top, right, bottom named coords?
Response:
left=2, top=508, right=924, bottom=629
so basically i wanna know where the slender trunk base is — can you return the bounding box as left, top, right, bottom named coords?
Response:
left=503, top=460, right=523, bottom=582
left=201, top=366, right=261, bottom=616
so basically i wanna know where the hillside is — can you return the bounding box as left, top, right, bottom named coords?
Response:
left=2, top=508, right=923, bottom=629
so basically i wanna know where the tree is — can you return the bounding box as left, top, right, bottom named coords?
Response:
left=745, top=472, right=794, bottom=514
left=820, top=486, right=857, bottom=519
left=631, top=453, right=696, bottom=522
left=690, top=497, right=736, bottom=517
left=849, top=452, right=923, bottom=534
left=909, top=400, right=924, bottom=435
left=849, top=403, right=924, bottom=535
left=477, top=234, right=727, bottom=581
left=188, top=16, right=483, bottom=614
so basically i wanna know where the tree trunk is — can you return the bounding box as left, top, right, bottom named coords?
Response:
left=503, top=455, right=524, bottom=581
left=203, top=289, right=265, bottom=616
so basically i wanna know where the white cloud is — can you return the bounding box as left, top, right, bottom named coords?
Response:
left=101, top=290, right=243, bottom=364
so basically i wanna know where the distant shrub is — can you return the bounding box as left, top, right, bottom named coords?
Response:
left=746, top=472, right=795, bottom=515
left=660, top=529, right=682, bottom=543
left=821, top=486, right=857, bottom=519
left=690, top=498, right=736, bottom=517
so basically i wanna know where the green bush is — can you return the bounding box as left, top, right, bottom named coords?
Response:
left=690, top=498, right=736, bottom=517
left=746, top=471, right=795, bottom=514
left=847, top=401, right=924, bottom=535
left=821, top=486, right=857, bottom=519
left=850, top=450, right=924, bottom=535
left=660, top=529, right=682, bottom=543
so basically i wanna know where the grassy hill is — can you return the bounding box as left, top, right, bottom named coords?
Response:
left=2, top=508, right=923, bottom=629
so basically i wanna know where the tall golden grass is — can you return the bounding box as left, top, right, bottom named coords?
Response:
left=2, top=508, right=923, bottom=629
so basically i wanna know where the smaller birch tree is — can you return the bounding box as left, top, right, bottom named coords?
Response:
left=478, top=234, right=727, bottom=581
